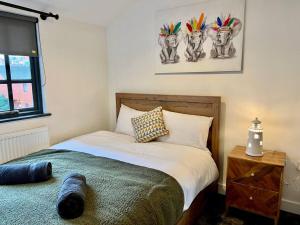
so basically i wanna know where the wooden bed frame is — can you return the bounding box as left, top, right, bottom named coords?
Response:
left=116, top=93, right=221, bottom=225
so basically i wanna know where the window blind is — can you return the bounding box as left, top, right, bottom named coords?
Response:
left=0, top=11, right=38, bottom=57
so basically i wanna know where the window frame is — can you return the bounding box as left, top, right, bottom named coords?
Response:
left=0, top=11, right=50, bottom=123
left=0, top=54, right=45, bottom=121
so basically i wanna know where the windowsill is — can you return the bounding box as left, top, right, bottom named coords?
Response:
left=0, top=113, right=51, bottom=124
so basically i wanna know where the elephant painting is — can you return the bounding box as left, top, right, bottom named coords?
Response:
left=207, top=15, right=242, bottom=58
left=184, top=13, right=207, bottom=62
left=158, top=22, right=182, bottom=64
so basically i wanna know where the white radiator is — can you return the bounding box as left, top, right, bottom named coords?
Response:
left=0, top=127, right=50, bottom=164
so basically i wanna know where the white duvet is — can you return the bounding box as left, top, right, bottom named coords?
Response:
left=50, top=131, right=219, bottom=210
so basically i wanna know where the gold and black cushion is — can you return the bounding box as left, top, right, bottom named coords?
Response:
left=131, top=107, right=169, bottom=143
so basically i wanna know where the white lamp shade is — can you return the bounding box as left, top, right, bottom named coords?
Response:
left=246, top=118, right=263, bottom=157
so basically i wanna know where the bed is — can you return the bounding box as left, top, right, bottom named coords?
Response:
left=0, top=93, right=221, bottom=225
left=114, top=93, right=221, bottom=225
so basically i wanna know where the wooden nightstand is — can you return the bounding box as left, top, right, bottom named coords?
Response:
left=226, top=146, right=286, bottom=225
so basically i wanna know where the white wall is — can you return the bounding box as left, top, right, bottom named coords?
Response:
left=107, top=0, right=300, bottom=213
left=0, top=16, right=109, bottom=144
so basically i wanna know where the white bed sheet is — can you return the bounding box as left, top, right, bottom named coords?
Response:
left=50, top=131, right=219, bottom=210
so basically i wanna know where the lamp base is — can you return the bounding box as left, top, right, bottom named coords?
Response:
left=246, top=150, right=264, bottom=157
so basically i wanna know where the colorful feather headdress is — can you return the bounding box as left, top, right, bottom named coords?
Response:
left=186, top=13, right=207, bottom=32
left=160, top=22, right=182, bottom=36
left=212, top=14, right=240, bottom=31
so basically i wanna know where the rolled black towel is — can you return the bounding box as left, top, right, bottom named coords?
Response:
left=0, top=162, right=52, bottom=185
left=57, top=173, right=87, bottom=219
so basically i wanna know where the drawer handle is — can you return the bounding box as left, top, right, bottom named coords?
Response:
left=251, top=173, right=255, bottom=177
left=249, top=196, right=253, bottom=200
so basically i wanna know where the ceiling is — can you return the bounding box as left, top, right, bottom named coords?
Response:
left=0, top=0, right=139, bottom=26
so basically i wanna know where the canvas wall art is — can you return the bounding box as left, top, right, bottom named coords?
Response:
left=155, top=0, right=245, bottom=74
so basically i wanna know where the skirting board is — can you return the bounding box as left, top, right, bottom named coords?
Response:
left=218, top=182, right=300, bottom=215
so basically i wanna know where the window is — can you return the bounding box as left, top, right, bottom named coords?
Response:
left=0, top=11, right=48, bottom=122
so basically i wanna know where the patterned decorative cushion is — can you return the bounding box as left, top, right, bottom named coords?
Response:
left=131, top=107, right=169, bottom=143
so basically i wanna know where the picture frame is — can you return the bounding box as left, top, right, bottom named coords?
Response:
left=155, top=0, right=246, bottom=74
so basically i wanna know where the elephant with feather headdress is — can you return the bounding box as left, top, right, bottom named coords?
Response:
left=184, top=13, right=207, bottom=62
left=158, top=22, right=182, bottom=64
left=207, top=15, right=242, bottom=58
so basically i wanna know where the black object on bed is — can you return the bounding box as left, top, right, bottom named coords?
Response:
left=57, top=173, right=87, bottom=219
left=0, top=162, right=52, bottom=185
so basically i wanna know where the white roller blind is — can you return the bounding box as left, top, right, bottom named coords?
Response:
left=0, top=11, right=38, bottom=57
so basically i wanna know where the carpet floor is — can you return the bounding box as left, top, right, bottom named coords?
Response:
left=197, top=194, right=300, bottom=225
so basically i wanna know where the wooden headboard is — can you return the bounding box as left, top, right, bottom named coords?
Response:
left=116, top=93, right=221, bottom=169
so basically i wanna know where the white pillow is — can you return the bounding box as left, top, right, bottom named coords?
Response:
left=115, top=104, right=144, bottom=136
left=158, top=110, right=213, bottom=150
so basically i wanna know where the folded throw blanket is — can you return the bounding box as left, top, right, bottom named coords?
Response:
left=0, top=162, right=52, bottom=185
left=57, top=173, right=87, bottom=219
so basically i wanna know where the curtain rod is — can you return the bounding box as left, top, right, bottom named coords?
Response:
left=0, top=1, right=59, bottom=20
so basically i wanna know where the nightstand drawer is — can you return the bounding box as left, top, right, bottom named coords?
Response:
left=226, top=182, right=279, bottom=217
left=227, top=158, right=283, bottom=192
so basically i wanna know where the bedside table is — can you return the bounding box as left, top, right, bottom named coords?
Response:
left=226, top=146, right=286, bottom=225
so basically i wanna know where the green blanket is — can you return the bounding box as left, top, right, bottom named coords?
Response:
left=0, top=150, right=184, bottom=225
